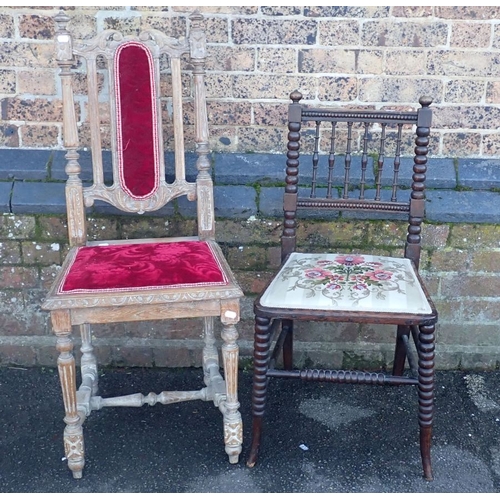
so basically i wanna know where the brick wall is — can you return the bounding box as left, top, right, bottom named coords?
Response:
left=0, top=6, right=500, bottom=371
left=1, top=204, right=500, bottom=371
left=2, top=6, right=500, bottom=158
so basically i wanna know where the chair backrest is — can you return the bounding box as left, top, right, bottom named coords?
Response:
left=282, top=90, right=433, bottom=269
left=54, top=10, right=213, bottom=246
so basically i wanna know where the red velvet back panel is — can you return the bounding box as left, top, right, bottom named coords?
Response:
left=115, top=42, right=159, bottom=199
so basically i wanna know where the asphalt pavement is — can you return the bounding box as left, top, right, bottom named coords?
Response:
left=1, top=366, right=499, bottom=493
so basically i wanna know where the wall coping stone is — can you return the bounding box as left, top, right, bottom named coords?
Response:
left=11, top=181, right=66, bottom=215
left=1, top=149, right=499, bottom=224
left=214, top=153, right=458, bottom=189
left=457, top=159, right=500, bottom=190
left=0, top=149, right=52, bottom=181
left=49, top=150, right=200, bottom=183
left=425, top=190, right=500, bottom=224
left=0, top=181, right=12, bottom=213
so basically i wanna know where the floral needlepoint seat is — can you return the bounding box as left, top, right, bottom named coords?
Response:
left=247, top=90, right=438, bottom=482
left=260, top=253, right=432, bottom=315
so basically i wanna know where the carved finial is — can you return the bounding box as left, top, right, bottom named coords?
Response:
left=54, top=9, right=70, bottom=33
left=419, top=96, right=433, bottom=108
left=290, top=90, right=302, bottom=103
left=189, top=10, right=205, bottom=60
left=54, top=9, right=73, bottom=64
left=189, top=10, right=203, bottom=27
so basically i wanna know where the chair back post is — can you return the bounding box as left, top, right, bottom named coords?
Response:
left=406, top=96, right=433, bottom=267
left=189, top=12, right=215, bottom=240
left=55, top=10, right=87, bottom=246
left=282, top=90, right=303, bottom=261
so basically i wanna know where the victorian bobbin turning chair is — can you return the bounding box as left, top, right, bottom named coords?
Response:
left=246, top=91, right=437, bottom=480
left=42, top=10, right=243, bottom=478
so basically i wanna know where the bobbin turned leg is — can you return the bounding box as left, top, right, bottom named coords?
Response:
left=418, top=323, right=435, bottom=481
left=51, top=310, right=85, bottom=479
left=247, top=315, right=272, bottom=468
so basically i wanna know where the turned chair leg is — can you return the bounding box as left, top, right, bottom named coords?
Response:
left=392, top=325, right=410, bottom=376
left=220, top=322, right=242, bottom=464
left=51, top=311, right=85, bottom=479
left=80, top=324, right=99, bottom=397
left=247, top=316, right=272, bottom=467
left=418, top=323, right=436, bottom=481
left=282, top=319, right=293, bottom=371
left=202, top=317, right=220, bottom=387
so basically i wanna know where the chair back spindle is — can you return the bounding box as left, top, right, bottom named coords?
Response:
left=359, top=122, right=369, bottom=200
left=326, top=123, right=336, bottom=199
left=343, top=122, right=353, bottom=199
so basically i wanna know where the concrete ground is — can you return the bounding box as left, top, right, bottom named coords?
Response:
left=1, top=366, right=499, bottom=493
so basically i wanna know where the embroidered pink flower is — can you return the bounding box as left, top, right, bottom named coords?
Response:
left=316, top=260, right=335, bottom=266
left=304, top=268, right=332, bottom=279
left=352, top=282, right=368, bottom=290
left=364, top=270, right=393, bottom=281
left=325, top=282, right=342, bottom=291
left=335, top=255, right=365, bottom=266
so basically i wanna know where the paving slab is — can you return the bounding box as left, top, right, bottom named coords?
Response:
left=0, top=367, right=499, bottom=493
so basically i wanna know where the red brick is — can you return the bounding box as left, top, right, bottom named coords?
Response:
left=154, top=344, right=201, bottom=368
left=0, top=344, right=37, bottom=366
left=234, top=270, right=275, bottom=294
left=0, top=215, right=36, bottom=239
left=0, top=241, right=22, bottom=264
left=0, top=266, right=38, bottom=288
left=441, top=275, right=500, bottom=298
left=21, top=241, right=61, bottom=266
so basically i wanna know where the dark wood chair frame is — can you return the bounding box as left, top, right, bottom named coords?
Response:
left=246, top=91, right=437, bottom=481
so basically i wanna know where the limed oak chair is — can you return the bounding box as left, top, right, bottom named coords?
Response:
left=247, top=91, right=437, bottom=480
left=42, top=10, right=243, bottom=478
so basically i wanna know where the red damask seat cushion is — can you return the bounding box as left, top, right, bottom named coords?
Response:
left=58, top=240, right=228, bottom=294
